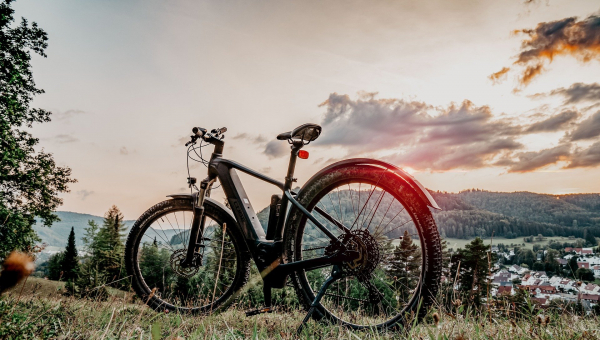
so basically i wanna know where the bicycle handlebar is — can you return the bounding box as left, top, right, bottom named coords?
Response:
left=186, top=126, right=227, bottom=147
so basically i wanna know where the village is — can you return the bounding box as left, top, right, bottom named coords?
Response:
left=491, top=246, right=600, bottom=311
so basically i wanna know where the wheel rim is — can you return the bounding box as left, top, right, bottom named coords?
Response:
left=296, top=178, right=424, bottom=327
left=134, top=206, right=239, bottom=312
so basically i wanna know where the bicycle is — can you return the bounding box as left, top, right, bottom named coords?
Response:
left=125, top=123, right=443, bottom=332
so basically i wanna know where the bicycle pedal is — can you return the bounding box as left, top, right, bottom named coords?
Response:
left=245, top=307, right=274, bottom=317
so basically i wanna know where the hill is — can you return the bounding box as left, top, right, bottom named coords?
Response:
left=33, top=211, right=136, bottom=249
left=431, top=190, right=600, bottom=241
left=36, top=191, right=600, bottom=250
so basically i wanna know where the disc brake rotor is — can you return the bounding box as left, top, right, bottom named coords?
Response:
left=169, top=249, right=200, bottom=278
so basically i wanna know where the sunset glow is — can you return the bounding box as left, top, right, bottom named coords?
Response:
left=12, top=0, right=600, bottom=218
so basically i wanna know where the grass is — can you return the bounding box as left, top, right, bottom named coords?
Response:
left=1, top=278, right=599, bottom=339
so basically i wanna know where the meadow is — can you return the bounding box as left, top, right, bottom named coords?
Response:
left=2, top=277, right=598, bottom=339
left=443, top=236, right=573, bottom=251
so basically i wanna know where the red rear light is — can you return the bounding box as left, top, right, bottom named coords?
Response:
left=298, top=150, right=309, bottom=159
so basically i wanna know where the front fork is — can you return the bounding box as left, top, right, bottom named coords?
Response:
left=181, top=177, right=216, bottom=267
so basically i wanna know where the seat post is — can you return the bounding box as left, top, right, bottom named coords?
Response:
left=284, top=141, right=303, bottom=191
left=271, top=141, right=304, bottom=241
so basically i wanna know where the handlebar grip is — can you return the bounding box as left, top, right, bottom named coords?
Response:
left=192, top=127, right=206, bottom=137
left=215, top=127, right=227, bottom=135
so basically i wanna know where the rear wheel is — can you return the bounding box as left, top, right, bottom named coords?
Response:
left=284, top=165, right=442, bottom=330
left=125, top=198, right=250, bottom=314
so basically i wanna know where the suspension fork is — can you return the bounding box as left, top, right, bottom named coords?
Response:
left=181, top=176, right=216, bottom=267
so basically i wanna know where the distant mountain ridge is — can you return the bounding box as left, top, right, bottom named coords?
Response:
left=36, top=191, right=600, bottom=249
left=430, top=190, right=600, bottom=240
left=33, top=211, right=136, bottom=249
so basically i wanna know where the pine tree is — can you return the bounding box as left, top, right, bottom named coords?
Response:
left=584, top=229, right=598, bottom=247
left=94, top=205, right=127, bottom=287
left=386, top=230, right=421, bottom=303
left=76, top=206, right=127, bottom=293
left=75, top=220, right=108, bottom=298
left=60, top=227, right=79, bottom=281
left=46, top=252, right=64, bottom=280
left=450, top=237, right=495, bottom=307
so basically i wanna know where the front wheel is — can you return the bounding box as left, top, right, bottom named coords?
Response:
left=284, top=165, right=442, bottom=330
left=125, top=198, right=251, bottom=314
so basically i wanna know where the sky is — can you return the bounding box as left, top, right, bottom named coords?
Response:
left=12, top=0, right=600, bottom=218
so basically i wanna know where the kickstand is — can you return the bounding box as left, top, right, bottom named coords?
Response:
left=296, top=265, right=342, bottom=335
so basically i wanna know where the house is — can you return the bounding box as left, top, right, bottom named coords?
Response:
left=548, top=276, right=562, bottom=287
left=581, top=248, right=594, bottom=255
left=565, top=281, right=581, bottom=292
left=509, top=264, right=527, bottom=275
left=533, top=271, right=548, bottom=281
left=557, top=259, right=568, bottom=266
left=578, top=294, right=600, bottom=305
left=578, top=262, right=590, bottom=269
left=497, top=285, right=514, bottom=296
left=594, top=265, right=600, bottom=278
left=579, top=256, right=600, bottom=265
left=532, top=297, right=548, bottom=305
left=493, top=272, right=513, bottom=286
left=558, top=279, right=572, bottom=290
left=518, top=285, right=557, bottom=295
left=559, top=293, right=578, bottom=302
left=582, top=283, right=600, bottom=295
left=568, top=248, right=595, bottom=255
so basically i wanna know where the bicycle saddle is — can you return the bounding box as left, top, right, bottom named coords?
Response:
left=277, top=123, right=322, bottom=142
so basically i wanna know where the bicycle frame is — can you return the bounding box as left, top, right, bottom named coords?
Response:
left=182, top=139, right=357, bottom=291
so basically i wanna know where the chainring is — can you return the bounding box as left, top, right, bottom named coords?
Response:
left=169, top=249, right=200, bottom=278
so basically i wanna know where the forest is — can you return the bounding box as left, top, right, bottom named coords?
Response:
left=430, top=190, right=600, bottom=240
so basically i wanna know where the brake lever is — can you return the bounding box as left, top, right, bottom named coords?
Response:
left=185, top=135, right=198, bottom=147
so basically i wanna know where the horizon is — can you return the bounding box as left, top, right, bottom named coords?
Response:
left=54, top=189, right=600, bottom=219
left=11, top=0, right=600, bottom=217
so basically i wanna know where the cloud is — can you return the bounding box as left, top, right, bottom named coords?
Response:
left=525, top=110, right=579, bottom=133
left=53, top=134, right=78, bottom=144
left=233, top=133, right=268, bottom=144
left=492, top=13, right=600, bottom=87
left=54, top=109, right=85, bottom=121
left=316, top=93, right=524, bottom=170
left=232, top=133, right=287, bottom=159
left=391, top=138, right=522, bottom=171
left=566, top=141, right=600, bottom=168
left=541, top=83, right=600, bottom=104
left=488, top=67, right=510, bottom=84
left=568, top=110, right=600, bottom=141
left=263, top=140, right=288, bottom=159
left=502, top=144, right=571, bottom=172
left=76, top=190, right=95, bottom=200
left=314, top=92, right=600, bottom=172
